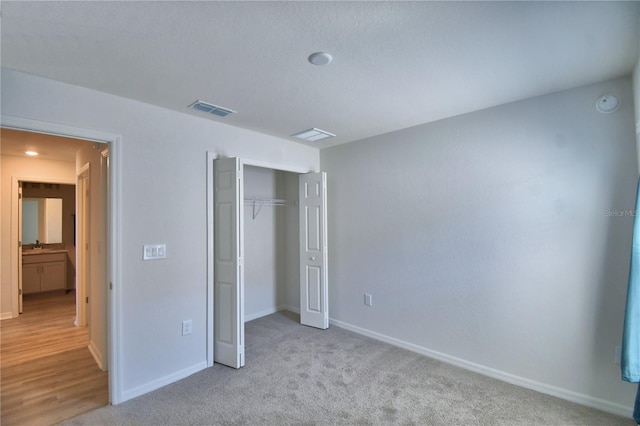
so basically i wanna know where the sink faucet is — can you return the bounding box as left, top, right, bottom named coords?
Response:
left=34, top=239, right=41, bottom=248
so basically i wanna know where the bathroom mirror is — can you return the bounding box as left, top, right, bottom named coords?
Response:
left=22, top=198, right=63, bottom=244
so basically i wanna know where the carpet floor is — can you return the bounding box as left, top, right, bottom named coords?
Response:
left=62, top=311, right=634, bottom=425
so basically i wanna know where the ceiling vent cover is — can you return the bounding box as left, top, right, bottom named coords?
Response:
left=291, top=128, right=336, bottom=142
left=189, top=100, right=236, bottom=117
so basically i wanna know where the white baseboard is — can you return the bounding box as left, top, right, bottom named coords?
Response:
left=329, top=318, right=633, bottom=419
left=278, top=304, right=300, bottom=314
left=121, top=361, right=208, bottom=403
left=0, top=311, right=15, bottom=320
left=88, top=340, right=106, bottom=371
left=245, top=305, right=300, bottom=322
left=245, top=307, right=279, bottom=322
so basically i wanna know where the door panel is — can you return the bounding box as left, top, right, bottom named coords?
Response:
left=299, top=172, right=328, bottom=329
left=41, top=262, right=66, bottom=291
left=305, top=206, right=320, bottom=251
left=213, top=157, right=245, bottom=368
left=22, top=264, right=40, bottom=295
left=305, top=265, right=321, bottom=312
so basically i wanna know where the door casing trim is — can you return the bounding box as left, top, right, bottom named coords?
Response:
left=2, top=114, right=123, bottom=404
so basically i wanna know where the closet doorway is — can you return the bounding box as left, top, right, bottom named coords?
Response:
left=207, top=156, right=328, bottom=369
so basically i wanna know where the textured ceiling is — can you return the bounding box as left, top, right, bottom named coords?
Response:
left=1, top=1, right=639, bottom=149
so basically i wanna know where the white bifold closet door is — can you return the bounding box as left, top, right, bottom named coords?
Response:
left=213, top=159, right=328, bottom=369
left=213, top=157, right=245, bottom=369
left=299, top=172, right=329, bottom=330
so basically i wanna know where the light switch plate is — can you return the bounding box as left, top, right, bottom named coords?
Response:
left=143, top=244, right=167, bottom=260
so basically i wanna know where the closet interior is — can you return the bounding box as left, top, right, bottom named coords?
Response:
left=243, top=165, right=300, bottom=322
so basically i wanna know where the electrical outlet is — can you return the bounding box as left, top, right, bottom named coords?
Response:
left=364, top=293, right=373, bottom=306
left=615, top=345, right=622, bottom=365
left=182, top=320, right=192, bottom=336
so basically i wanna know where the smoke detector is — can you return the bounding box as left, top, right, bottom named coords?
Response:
left=596, top=95, right=620, bottom=113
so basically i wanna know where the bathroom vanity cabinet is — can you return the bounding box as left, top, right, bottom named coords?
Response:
left=22, top=251, right=67, bottom=294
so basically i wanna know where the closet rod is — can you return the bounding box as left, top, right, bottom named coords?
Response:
left=244, top=197, right=287, bottom=219
left=243, top=197, right=287, bottom=205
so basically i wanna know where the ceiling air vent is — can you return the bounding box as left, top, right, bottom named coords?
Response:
left=189, top=100, right=236, bottom=117
left=291, top=128, right=336, bottom=142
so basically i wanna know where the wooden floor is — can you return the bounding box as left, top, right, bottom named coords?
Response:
left=1, top=291, right=108, bottom=425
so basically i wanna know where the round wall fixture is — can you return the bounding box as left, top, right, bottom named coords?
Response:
left=596, top=95, right=620, bottom=113
left=308, top=52, right=333, bottom=66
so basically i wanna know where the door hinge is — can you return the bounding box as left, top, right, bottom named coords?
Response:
left=109, top=282, right=113, bottom=290
left=86, top=296, right=89, bottom=304
left=18, top=241, right=22, bottom=248
left=18, top=289, right=22, bottom=295
left=18, top=193, right=22, bottom=199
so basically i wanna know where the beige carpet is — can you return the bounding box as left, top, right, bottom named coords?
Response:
left=63, top=311, right=633, bottom=425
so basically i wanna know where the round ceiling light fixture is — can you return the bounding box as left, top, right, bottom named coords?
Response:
left=308, top=52, right=333, bottom=66
left=596, top=94, right=621, bottom=113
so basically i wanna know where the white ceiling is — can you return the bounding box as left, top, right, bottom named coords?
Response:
left=1, top=1, right=639, bottom=149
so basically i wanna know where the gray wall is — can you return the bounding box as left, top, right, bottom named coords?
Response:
left=321, top=77, right=638, bottom=410
left=1, top=69, right=320, bottom=401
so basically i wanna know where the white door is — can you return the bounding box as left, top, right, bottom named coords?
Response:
left=213, top=157, right=245, bottom=368
left=77, top=166, right=90, bottom=327
left=18, top=183, right=23, bottom=314
left=299, top=172, right=329, bottom=329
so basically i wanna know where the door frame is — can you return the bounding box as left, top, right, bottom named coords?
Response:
left=11, top=175, right=76, bottom=312
left=2, top=115, right=123, bottom=404
left=14, top=178, right=77, bottom=314
left=18, top=182, right=23, bottom=314
left=206, top=152, right=317, bottom=367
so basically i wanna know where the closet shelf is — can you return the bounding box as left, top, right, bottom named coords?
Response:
left=244, top=197, right=287, bottom=205
left=244, top=197, right=287, bottom=219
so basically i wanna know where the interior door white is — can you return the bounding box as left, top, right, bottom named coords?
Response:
left=213, top=157, right=245, bottom=368
left=299, top=172, right=329, bottom=329
left=77, top=167, right=90, bottom=327
left=18, top=183, right=23, bottom=314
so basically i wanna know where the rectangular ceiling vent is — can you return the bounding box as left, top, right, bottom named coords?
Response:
left=291, top=128, right=336, bottom=142
left=189, top=100, right=236, bottom=118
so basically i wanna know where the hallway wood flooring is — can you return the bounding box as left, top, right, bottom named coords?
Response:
left=1, top=291, right=108, bottom=425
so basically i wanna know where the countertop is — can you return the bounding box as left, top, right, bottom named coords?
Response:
left=22, top=249, right=68, bottom=256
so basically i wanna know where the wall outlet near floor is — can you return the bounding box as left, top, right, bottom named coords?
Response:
left=364, top=293, right=373, bottom=306
left=615, top=345, right=621, bottom=365
left=182, top=320, right=193, bottom=336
